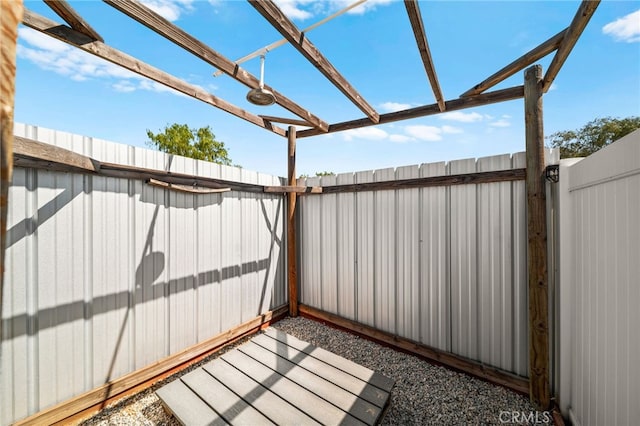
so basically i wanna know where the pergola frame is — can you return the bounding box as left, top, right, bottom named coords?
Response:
left=0, top=0, right=600, bottom=417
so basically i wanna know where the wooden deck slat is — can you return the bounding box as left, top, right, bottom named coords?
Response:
left=263, top=327, right=395, bottom=392
left=221, top=349, right=367, bottom=426
left=202, top=359, right=319, bottom=426
left=155, top=378, right=229, bottom=426
left=156, top=331, right=393, bottom=426
left=238, top=341, right=383, bottom=424
left=181, top=368, right=274, bottom=425
left=252, top=333, right=390, bottom=407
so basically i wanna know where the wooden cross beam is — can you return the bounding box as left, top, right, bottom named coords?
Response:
left=543, top=0, right=600, bottom=93
left=21, top=9, right=287, bottom=137
left=44, top=0, right=104, bottom=42
left=404, top=0, right=445, bottom=111
left=248, top=0, right=380, bottom=124
left=104, top=0, right=329, bottom=132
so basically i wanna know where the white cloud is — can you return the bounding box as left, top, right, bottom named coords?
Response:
left=343, top=127, right=389, bottom=141
left=489, top=119, right=511, bottom=128
left=404, top=125, right=443, bottom=142
left=139, top=0, right=194, bottom=22
left=389, top=134, right=413, bottom=143
left=332, top=0, right=393, bottom=15
left=441, top=125, right=463, bottom=134
left=379, top=101, right=412, bottom=112
left=603, top=10, right=640, bottom=43
left=18, top=27, right=198, bottom=97
left=439, top=111, right=484, bottom=123
left=274, top=0, right=314, bottom=20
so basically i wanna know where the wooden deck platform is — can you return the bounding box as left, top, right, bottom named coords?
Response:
left=156, top=328, right=394, bottom=425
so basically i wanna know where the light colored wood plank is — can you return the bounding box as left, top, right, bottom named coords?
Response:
left=238, top=341, right=383, bottom=425
left=146, top=178, right=231, bottom=194
left=249, top=0, right=379, bottom=124
left=13, top=136, right=99, bottom=173
left=542, top=0, right=600, bottom=92
left=104, top=0, right=328, bottom=132
left=44, top=0, right=103, bottom=41
left=524, top=65, right=550, bottom=409
left=156, top=379, right=229, bottom=426
left=180, top=368, right=274, bottom=425
left=21, top=9, right=286, bottom=137
left=263, top=327, right=395, bottom=392
left=461, top=28, right=567, bottom=97
left=404, top=0, right=445, bottom=111
left=221, top=349, right=366, bottom=426
left=296, top=86, right=524, bottom=138
left=202, top=359, right=319, bottom=426
left=251, top=333, right=389, bottom=408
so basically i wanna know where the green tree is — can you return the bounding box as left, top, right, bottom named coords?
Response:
left=299, top=171, right=335, bottom=179
left=547, top=116, right=640, bottom=158
left=146, top=123, right=233, bottom=165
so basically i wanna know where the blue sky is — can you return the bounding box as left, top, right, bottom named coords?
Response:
left=14, top=0, right=640, bottom=177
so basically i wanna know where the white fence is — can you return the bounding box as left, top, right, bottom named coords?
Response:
left=298, top=150, right=558, bottom=376
left=556, top=129, right=640, bottom=425
left=1, top=125, right=287, bottom=425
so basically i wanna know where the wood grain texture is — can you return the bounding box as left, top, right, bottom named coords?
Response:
left=314, top=168, right=526, bottom=194
left=146, top=178, right=231, bottom=194
left=287, top=127, right=299, bottom=316
left=264, top=185, right=322, bottom=194
left=21, top=9, right=286, bottom=137
left=13, top=306, right=287, bottom=425
left=249, top=0, right=379, bottom=124
left=259, top=115, right=313, bottom=127
left=542, top=0, right=600, bottom=92
left=404, top=0, right=445, bottom=111
left=0, top=0, right=22, bottom=308
left=44, top=0, right=103, bottom=41
left=461, top=28, right=567, bottom=97
left=299, top=305, right=530, bottom=394
left=524, top=65, right=550, bottom=410
left=104, top=0, right=328, bottom=132
left=13, top=135, right=266, bottom=193
left=296, top=86, right=524, bottom=138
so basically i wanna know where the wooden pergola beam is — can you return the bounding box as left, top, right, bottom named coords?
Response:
left=542, top=0, right=600, bottom=93
left=21, top=9, right=287, bottom=138
left=104, top=0, right=328, bottom=133
left=461, top=28, right=567, bottom=97
left=295, top=85, right=524, bottom=138
left=260, top=115, right=312, bottom=127
left=404, top=0, right=445, bottom=111
left=248, top=0, right=380, bottom=124
left=44, top=0, right=104, bottom=42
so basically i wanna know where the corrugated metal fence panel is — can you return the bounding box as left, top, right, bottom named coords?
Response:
left=558, top=130, right=640, bottom=425
left=297, top=151, right=547, bottom=375
left=1, top=124, right=286, bottom=425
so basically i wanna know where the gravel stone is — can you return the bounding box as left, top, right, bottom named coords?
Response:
left=81, top=317, right=551, bottom=425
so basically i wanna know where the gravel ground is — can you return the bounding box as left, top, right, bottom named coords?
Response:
left=81, top=316, right=550, bottom=425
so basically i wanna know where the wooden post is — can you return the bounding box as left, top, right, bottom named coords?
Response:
left=524, top=64, right=550, bottom=409
left=287, top=126, right=298, bottom=317
left=1, top=0, right=24, bottom=324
